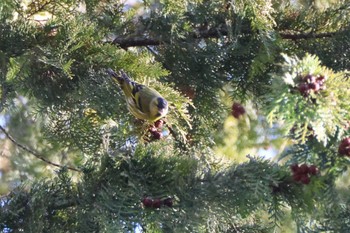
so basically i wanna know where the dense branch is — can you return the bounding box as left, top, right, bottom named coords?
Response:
left=0, top=125, right=81, bottom=172
left=111, top=28, right=339, bottom=48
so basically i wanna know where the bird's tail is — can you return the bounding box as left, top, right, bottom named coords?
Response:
left=106, top=68, right=130, bottom=85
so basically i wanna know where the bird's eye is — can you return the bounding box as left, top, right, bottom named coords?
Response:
left=157, top=97, right=168, bottom=109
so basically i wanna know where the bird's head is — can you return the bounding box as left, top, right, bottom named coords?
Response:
left=150, top=97, right=168, bottom=121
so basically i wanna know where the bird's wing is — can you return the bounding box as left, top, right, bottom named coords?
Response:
left=107, top=68, right=145, bottom=109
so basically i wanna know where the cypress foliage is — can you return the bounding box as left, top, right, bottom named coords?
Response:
left=1, top=0, right=350, bottom=232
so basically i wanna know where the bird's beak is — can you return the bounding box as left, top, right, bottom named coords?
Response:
left=158, top=108, right=168, bottom=116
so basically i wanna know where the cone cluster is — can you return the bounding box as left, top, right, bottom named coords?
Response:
left=338, top=137, right=350, bottom=156
left=231, top=102, right=245, bottom=119
left=290, top=164, right=317, bottom=185
left=142, top=197, right=173, bottom=209
left=297, top=74, right=326, bottom=97
left=149, top=120, right=165, bottom=139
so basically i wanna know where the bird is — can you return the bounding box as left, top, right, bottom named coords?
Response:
left=107, top=68, right=168, bottom=122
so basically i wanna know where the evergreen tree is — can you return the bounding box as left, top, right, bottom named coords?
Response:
left=1, top=0, right=350, bottom=232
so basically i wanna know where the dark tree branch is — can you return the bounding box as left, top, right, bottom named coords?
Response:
left=112, top=37, right=162, bottom=48
left=0, top=125, right=81, bottom=172
left=111, top=27, right=340, bottom=48
left=279, top=31, right=337, bottom=40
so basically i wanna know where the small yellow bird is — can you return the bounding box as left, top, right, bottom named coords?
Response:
left=107, top=68, right=168, bottom=122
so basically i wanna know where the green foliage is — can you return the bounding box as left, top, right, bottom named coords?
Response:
left=0, top=152, right=295, bottom=232
left=0, top=169, right=76, bottom=232
left=1, top=0, right=350, bottom=232
left=228, top=0, right=276, bottom=31
left=0, top=19, right=37, bottom=57
left=266, top=53, right=350, bottom=144
left=316, top=192, right=350, bottom=232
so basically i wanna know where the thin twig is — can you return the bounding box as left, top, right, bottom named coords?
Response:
left=0, top=192, right=11, bottom=200
left=0, top=125, right=81, bottom=172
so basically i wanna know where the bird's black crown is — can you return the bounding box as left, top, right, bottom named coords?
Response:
left=157, top=97, right=168, bottom=109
